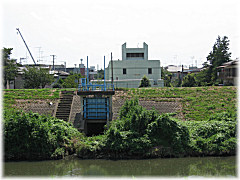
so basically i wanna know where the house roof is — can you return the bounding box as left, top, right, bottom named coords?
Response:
left=217, top=59, right=239, bottom=69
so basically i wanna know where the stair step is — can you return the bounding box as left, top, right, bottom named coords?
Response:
left=57, top=105, right=71, bottom=107
left=56, top=113, right=70, bottom=115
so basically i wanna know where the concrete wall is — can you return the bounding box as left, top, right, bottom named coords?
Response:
left=122, top=42, right=148, bottom=61
left=106, top=79, right=164, bottom=88
left=105, top=60, right=163, bottom=88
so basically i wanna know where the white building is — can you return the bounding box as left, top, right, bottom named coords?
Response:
left=104, top=42, right=164, bottom=88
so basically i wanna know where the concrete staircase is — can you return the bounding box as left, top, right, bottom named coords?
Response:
left=55, top=91, right=75, bottom=121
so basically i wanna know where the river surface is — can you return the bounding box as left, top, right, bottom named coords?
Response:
left=4, top=156, right=236, bottom=177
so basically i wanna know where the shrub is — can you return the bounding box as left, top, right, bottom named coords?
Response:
left=139, top=75, right=151, bottom=88
left=76, top=98, right=237, bottom=159
left=97, top=99, right=190, bottom=157
left=4, top=108, right=83, bottom=161
left=184, top=120, right=236, bottom=155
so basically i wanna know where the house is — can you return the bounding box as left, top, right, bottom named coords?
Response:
left=164, top=65, right=201, bottom=83
left=102, top=42, right=164, bottom=88
left=217, top=59, right=238, bottom=86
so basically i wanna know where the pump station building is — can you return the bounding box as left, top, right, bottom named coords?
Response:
left=104, top=42, right=164, bottom=88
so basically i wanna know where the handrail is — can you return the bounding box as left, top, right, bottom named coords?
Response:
left=78, top=84, right=114, bottom=92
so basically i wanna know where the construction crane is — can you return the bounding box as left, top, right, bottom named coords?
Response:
left=16, top=28, right=36, bottom=65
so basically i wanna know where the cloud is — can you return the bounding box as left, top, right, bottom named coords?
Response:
left=30, top=12, right=43, bottom=21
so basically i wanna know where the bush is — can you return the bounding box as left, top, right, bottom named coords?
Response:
left=184, top=119, right=236, bottom=155
left=76, top=98, right=237, bottom=159
left=4, top=108, right=83, bottom=161
left=78, top=98, right=191, bottom=158
left=139, top=75, right=151, bottom=88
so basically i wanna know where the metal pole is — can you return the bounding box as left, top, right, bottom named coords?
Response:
left=50, top=55, right=56, bottom=70
left=16, top=28, right=36, bottom=65
left=111, top=52, right=113, bottom=86
left=87, top=56, right=89, bottom=85
left=104, top=56, right=106, bottom=91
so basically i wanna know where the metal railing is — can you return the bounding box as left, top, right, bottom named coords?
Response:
left=78, top=83, right=114, bottom=91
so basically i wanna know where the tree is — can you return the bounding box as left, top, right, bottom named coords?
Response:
left=2, top=48, right=19, bottom=88
left=182, top=73, right=197, bottom=87
left=62, top=73, right=83, bottom=88
left=206, top=36, right=231, bottom=85
left=23, top=67, right=54, bottom=88
left=161, top=67, right=172, bottom=87
left=139, top=75, right=151, bottom=88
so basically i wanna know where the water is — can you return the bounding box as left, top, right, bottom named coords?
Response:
left=4, top=156, right=236, bottom=177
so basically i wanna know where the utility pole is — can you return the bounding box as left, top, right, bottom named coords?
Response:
left=111, top=52, right=113, bottom=85
left=50, top=55, right=56, bottom=70
left=74, top=64, right=77, bottom=74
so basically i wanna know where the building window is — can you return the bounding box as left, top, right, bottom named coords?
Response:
left=148, top=68, right=152, bottom=74
left=126, top=53, right=144, bottom=58
left=123, top=68, right=127, bottom=74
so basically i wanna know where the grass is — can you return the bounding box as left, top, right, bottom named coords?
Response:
left=126, top=86, right=237, bottom=121
left=3, top=86, right=236, bottom=122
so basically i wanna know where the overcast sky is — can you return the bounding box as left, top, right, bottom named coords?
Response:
left=1, top=0, right=239, bottom=69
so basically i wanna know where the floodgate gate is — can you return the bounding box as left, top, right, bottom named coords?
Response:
left=76, top=78, right=114, bottom=135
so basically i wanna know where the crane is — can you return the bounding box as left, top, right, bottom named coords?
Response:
left=16, top=28, right=36, bottom=65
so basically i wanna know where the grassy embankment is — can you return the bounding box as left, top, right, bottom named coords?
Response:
left=3, top=86, right=237, bottom=160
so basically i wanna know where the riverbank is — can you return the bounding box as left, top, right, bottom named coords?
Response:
left=75, top=98, right=236, bottom=159
left=3, top=86, right=237, bottom=161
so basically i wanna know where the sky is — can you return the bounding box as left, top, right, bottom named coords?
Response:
left=1, top=0, right=239, bottom=69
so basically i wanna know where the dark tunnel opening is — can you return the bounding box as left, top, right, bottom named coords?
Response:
left=86, top=123, right=106, bottom=136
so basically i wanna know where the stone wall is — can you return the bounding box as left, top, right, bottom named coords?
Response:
left=12, top=99, right=59, bottom=116
left=12, top=91, right=183, bottom=122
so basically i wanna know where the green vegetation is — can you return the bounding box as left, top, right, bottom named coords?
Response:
left=76, top=98, right=236, bottom=159
left=3, top=48, right=19, bottom=88
left=184, top=115, right=236, bottom=156
left=163, top=36, right=232, bottom=87
left=3, top=88, right=77, bottom=108
left=4, top=108, right=83, bottom=161
left=139, top=75, right=151, bottom=88
left=3, top=86, right=236, bottom=160
left=3, top=89, right=60, bottom=108
left=125, top=86, right=236, bottom=121
left=53, top=74, right=83, bottom=88
left=23, top=67, right=54, bottom=88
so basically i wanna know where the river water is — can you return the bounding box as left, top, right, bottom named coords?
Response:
left=4, top=156, right=236, bottom=177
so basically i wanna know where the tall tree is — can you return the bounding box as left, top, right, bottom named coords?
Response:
left=206, top=36, right=231, bottom=84
left=2, top=48, right=19, bottom=89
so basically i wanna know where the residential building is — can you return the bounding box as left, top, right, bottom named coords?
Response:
left=217, top=59, right=238, bottom=86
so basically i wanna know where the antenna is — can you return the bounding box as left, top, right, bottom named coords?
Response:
left=191, top=56, right=195, bottom=67
left=35, top=47, right=41, bottom=62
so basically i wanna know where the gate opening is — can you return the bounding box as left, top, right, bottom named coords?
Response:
left=86, top=123, right=106, bottom=136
